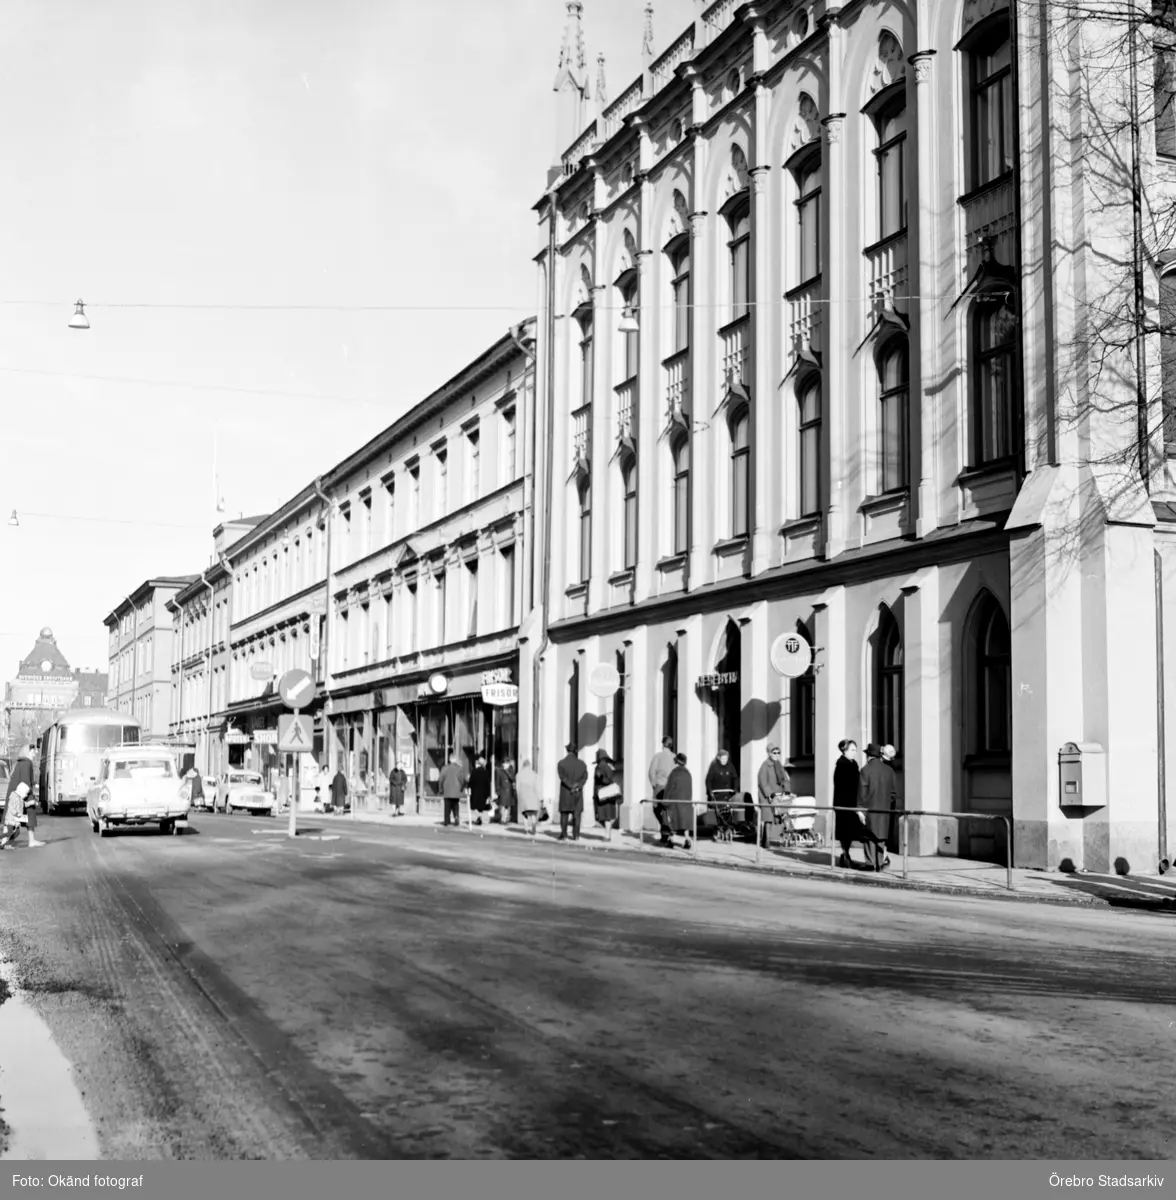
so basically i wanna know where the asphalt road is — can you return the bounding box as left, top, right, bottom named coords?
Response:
left=0, top=812, right=1171, bottom=1160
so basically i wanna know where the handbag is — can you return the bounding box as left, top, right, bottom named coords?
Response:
left=597, top=782, right=621, bottom=801
left=538, top=804, right=551, bottom=823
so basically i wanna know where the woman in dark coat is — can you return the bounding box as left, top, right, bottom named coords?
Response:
left=330, top=769, right=348, bottom=813
left=494, top=758, right=517, bottom=824
left=388, top=764, right=408, bottom=817
left=469, top=753, right=492, bottom=825
left=593, top=749, right=620, bottom=838
left=660, top=753, right=695, bottom=849
left=832, top=738, right=863, bottom=867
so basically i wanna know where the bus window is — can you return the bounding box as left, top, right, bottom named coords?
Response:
left=60, top=725, right=140, bottom=751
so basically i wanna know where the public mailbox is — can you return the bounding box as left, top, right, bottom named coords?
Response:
left=1058, top=741, right=1107, bottom=809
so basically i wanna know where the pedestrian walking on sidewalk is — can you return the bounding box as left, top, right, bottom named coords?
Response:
left=516, top=759, right=541, bottom=835
left=1, top=746, right=43, bottom=849
left=648, top=736, right=676, bottom=842
left=832, top=739, right=866, bottom=868
left=330, top=768, right=348, bottom=814
left=556, top=744, right=587, bottom=842
left=880, top=744, right=903, bottom=853
left=661, top=753, right=695, bottom=850
left=857, top=743, right=897, bottom=871
left=439, top=754, right=467, bottom=827
left=388, top=764, right=407, bottom=817
left=592, top=749, right=621, bottom=842
left=494, top=758, right=517, bottom=825
left=469, top=754, right=492, bottom=826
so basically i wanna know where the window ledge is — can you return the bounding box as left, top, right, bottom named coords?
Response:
left=779, top=515, right=821, bottom=537
left=712, top=535, right=749, bottom=558
left=862, top=229, right=908, bottom=258
left=963, top=752, right=1011, bottom=769
left=608, top=569, right=635, bottom=587
left=565, top=582, right=589, bottom=599
left=785, top=275, right=823, bottom=301
left=958, top=460, right=1017, bottom=487
left=956, top=174, right=1016, bottom=209
left=859, top=490, right=909, bottom=517
left=657, top=553, right=688, bottom=572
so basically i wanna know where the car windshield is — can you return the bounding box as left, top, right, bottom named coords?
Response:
left=109, top=757, right=176, bottom=780
left=229, top=773, right=262, bottom=785
left=62, top=724, right=140, bottom=750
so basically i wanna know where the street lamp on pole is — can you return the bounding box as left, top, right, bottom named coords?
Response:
left=68, top=300, right=90, bottom=331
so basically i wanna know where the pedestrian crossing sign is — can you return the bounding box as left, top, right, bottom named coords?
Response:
left=278, top=713, right=313, bottom=753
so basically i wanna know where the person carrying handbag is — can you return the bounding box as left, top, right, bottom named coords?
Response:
left=1, top=745, right=43, bottom=849
left=593, top=749, right=621, bottom=842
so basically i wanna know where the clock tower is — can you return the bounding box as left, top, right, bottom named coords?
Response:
left=1, top=627, right=105, bottom=754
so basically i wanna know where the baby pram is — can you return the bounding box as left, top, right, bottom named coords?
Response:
left=707, top=789, right=755, bottom=843
left=760, top=796, right=824, bottom=850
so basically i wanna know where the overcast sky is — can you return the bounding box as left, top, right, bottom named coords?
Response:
left=0, top=0, right=696, bottom=681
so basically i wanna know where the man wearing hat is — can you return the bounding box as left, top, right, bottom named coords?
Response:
left=858, top=743, right=898, bottom=870
left=556, top=743, right=588, bottom=841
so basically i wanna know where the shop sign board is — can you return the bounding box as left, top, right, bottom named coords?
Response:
left=253, top=729, right=278, bottom=745
left=696, top=671, right=739, bottom=689
left=224, top=730, right=250, bottom=745
left=481, top=683, right=519, bottom=706
left=481, top=668, right=513, bottom=686
left=250, top=662, right=275, bottom=682
left=770, top=631, right=814, bottom=679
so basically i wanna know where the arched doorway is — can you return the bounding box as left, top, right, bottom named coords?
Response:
left=704, top=620, right=742, bottom=761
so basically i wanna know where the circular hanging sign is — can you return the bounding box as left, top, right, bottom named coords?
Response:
left=428, top=673, right=449, bottom=695
left=587, top=663, right=621, bottom=698
left=770, top=630, right=813, bottom=679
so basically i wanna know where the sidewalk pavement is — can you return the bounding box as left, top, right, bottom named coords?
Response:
left=285, top=807, right=1176, bottom=912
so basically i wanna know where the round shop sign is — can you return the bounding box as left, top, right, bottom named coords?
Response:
left=587, top=663, right=621, bottom=698
left=428, top=673, right=449, bottom=696
left=770, top=630, right=814, bottom=679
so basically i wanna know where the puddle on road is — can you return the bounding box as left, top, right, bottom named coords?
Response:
left=0, top=960, right=100, bottom=1161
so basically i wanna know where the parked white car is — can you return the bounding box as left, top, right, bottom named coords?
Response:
left=87, top=746, right=191, bottom=837
left=220, top=770, right=275, bottom=816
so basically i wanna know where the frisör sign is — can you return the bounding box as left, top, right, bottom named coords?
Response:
left=696, top=671, right=739, bottom=689
left=481, top=683, right=519, bottom=705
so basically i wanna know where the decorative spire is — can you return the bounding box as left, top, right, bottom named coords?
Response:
left=596, top=53, right=607, bottom=108
left=556, top=0, right=587, bottom=79
left=642, top=2, right=655, bottom=65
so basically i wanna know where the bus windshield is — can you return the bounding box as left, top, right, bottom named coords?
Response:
left=61, top=724, right=140, bottom=751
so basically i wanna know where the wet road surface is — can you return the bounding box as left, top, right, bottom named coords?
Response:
left=0, top=813, right=1171, bottom=1159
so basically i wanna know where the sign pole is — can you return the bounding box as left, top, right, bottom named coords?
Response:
left=289, top=708, right=300, bottom=839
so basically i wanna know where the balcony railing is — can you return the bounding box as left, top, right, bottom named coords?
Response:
left=702, top=0, right=739, bottom=43
left=719, top=316, right=750, bottom=393
left=615, top=378, right=637, bottom=444
left=663, top=349, right=690, bottom=422
left=572, top=403, right=593, bottom=469
left=865, top=232, right=909, bottom=323
left=561, top=121, right=599, bottom=178
left=651, top=27, right=695, bottom=93
left=601, top=79, right=644, bottom=141
left=787, top=282, right=822, bottom=367
left=960, top=176, right=1018, bottom=274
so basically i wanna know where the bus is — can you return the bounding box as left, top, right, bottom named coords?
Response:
left=38, top=710, right=143, bottom=814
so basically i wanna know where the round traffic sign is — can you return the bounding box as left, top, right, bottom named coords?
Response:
left=278, top=669, right=317, bottom=709
left=770, top=631, right=813, bottom=679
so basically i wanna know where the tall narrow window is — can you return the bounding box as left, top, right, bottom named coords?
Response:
left=727, top=203, right=751, bottom=320
left=467, top=431, right=481, bottom=502
left=568, top=660, right=580, bottom=748
left=577, top=480, right=592, bottom=583
left=798, top=379, right=822, bottom=517
left=1157, top=40, right=1176, bottom=158
left=970, top=24, right=1014, bottom=189
left=437, top=569, right=448, bottom=646
left=621, top=458, right=638, bottom=569
left=1161, top=271, right=1176, bottom=452
left=978, top=600, right=1011, bottom=754
left=578, top=312, right=594, bottom=409
left=973, top=297, right=1017, bottom=464
left=791, top=621, right=816, bottom=761
left=409, top=464, right=421, bottom=527
left=670, top=242, right=691, bottom=352
left=500, top=544, right=515, bottom=629
left=406, top=582, right=418, bottom=653
left=620, top=280, right=639, bottom=380
left=465, top=558, right=478, bottom=639
left=361, top=493, right=373, bottom=556
left=383, top=476, right=395, bottom=543
left=873, top=608, right=904, bottom=753
left=436, top=449, right=448, bottom=515
left=671, top=434, right=690, bottom=555
left=613, top=649, right=626, bottom=764
left=502, top=408, right=517, bottom=480
left=875, top=96, right=908, bottom=239
left=795, top=156, right=822, bottom=282
left=730, top=408, right=750, bottom=538
left=878, top=340, right=909, bottom=493
left=339, top=506, right=352, bottom=563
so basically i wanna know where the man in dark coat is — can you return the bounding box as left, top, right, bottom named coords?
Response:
left=1, top=745, right=42, bottom=849
left=556, top=743, right=588, bottom=841
left=660, top=752, right=695, bottom=849
left=438, top=754, right=467, bottom=827
left=857, top=743, right=897, bottom=871
left=388, top=764, right=408, bottom=817
left=469, top=753, right=492, bottom=825
left=494, top=758, right=517, bottom=825
left=832, top=739, right=866, bottom=867
left=330, top=768, right=348, bottom=814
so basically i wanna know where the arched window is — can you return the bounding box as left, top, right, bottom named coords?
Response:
left=727, top=201, right=751, bottom=320
left=618, top=278, right=639, bottom=382
left=568, top=659, right=580, bottom=747
left=969, top=21, right=1014, bottom=189
left=613, top=648, right=627, bottom=763
left=729, top=408, right=750, bottom=538
left=874, top=94, right=908, bottom=239
left=671, top=433, right=690, bottom=555
left=872, top=607, right=903, bottom=753
left=798, top=378, right=822, bottom=516
left=577, top=479, right=592, bottom=583
left=576, top=309, right=594, bottom=410
left=794, top=153, right=822, bottom=283
left=976, top=598, right=1011, bottom=754
left=620, top=457, right=638, bottom=569
left=669, top=241, right=691, bottom=353
left=790, top=620, right=816, bottom=760
left=878, top=339, right=909, bottom=492
left=972, top=296, right=1017, bottom=464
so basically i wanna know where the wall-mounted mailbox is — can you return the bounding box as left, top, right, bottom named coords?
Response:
left=1058, top=741, right=1107, bottom=809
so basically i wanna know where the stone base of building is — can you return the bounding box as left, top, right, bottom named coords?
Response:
left=1014, top=817, right=1161, bottom=875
